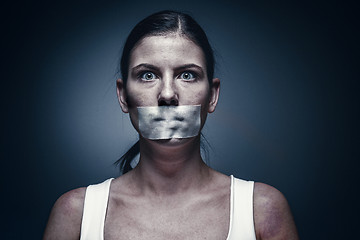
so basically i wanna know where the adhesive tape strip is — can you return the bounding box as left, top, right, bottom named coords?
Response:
left=137, top=105, right=201, bottom=140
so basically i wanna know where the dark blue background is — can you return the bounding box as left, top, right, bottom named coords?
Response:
left=3, top=0, right=359, bottom=239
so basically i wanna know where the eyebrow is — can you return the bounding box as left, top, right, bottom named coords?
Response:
left=131, top=63, right=159, bottom=72
left=176, top=64, right=204, bottom=74
left=131, top=63, right=204, bottom=74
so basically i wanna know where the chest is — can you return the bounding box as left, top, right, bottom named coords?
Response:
left=104, top=194, right=230, bottom=240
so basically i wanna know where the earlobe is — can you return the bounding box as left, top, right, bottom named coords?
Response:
left=116, top=78, right=129, bottom=113
left=208, top=78, right=220, bottom=113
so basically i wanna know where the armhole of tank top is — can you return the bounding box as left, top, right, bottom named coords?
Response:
left=80, top=178, right=114, bottom=240
left=226, top=176, right=256, bottom=240
left=249, top=181, right=256, bottom=239
left=225, top=175, right=235, bottom=240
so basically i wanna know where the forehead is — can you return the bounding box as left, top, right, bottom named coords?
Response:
left=129, top=35, right=206, bottom=68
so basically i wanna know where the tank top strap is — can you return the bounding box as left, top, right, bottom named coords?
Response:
left=226, top=175, right=256, bottom=240
left=80, top=178, right=114, bottom=240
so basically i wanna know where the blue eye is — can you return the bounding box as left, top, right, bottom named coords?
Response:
left=180, top=72, right=195, bottom=81
left=141, top=72, right=156, bottom=81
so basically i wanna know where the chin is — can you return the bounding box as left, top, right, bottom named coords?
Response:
left=153, top=137, right=194, bottom=146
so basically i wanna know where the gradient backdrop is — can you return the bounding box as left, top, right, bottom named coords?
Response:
left=3, top=0, right=359, bottom=239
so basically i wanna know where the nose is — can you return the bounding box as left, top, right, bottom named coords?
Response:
left=158, top=76, right=179, bottom=106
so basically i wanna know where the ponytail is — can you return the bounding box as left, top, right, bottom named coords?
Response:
left=114, top=140, right=139, bottom=174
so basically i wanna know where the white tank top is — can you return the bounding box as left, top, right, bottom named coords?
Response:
left=80, top=176, right=256, bottom=240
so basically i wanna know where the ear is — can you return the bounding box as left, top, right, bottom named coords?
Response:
left=116, top=78, right=129, bottom=113
left=208, top=78, right=220, bottom=113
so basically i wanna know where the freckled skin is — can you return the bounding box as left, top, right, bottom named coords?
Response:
left=43, top=188, right=86, bottom=239
left=254, top=183, right=299, bottom=240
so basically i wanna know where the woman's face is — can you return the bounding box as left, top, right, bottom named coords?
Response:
left=117, top=34, right=220, bottom=140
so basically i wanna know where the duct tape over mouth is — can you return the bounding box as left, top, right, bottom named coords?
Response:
left=137, top=105, right=201, bottom=140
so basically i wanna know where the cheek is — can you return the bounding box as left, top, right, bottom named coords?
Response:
left=125, top=86, right=159, bottom=134
left=184, top=87, right=210, bottom=127
left=180, top=83, right=210, bottom=104
left=126, top=87, right=158, bottom=107
left=192, top=89, right=211, bottom=107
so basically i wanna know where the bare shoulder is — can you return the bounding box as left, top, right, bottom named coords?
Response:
left=43, top=187, right=86, bottom=240
left=253, top=182, right=299, bottom=240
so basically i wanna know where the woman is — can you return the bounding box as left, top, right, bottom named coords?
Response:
left=43, top=10, right=299, bottom=240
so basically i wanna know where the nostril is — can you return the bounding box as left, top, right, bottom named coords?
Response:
left=158, top=98, right=179, bottom=106
left=158, top=99, right=168, bottom=106
left=170, top=99, right=179, bottom=106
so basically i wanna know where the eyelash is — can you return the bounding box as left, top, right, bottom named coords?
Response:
left=139, top=72, right=158, bottom=81
left=179, top=71, right=196, bottom=81
left=137, top=71, right=198, bottom=81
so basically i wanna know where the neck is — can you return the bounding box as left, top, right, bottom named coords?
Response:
left=132, top=135, right=211, bottom=195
